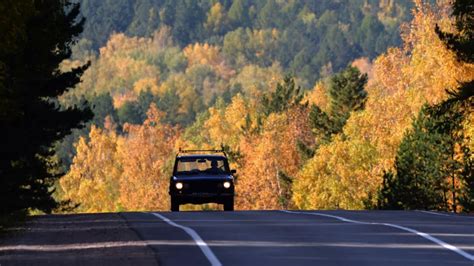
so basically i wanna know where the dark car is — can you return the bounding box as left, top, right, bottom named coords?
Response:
left=169, top=149, right=237, bottom=212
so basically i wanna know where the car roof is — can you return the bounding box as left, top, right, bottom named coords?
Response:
left=176, top=154, right=227, bottom=159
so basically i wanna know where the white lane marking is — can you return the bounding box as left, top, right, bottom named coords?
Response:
left=281, top=210, right=474, bottom=262
left=3, top=241, right=473, bottom=251
left=150, top=212, right=222, bottom=266
left=418, top=210, right=453, bottom=217
left=418, top=210, right=474, bottom=219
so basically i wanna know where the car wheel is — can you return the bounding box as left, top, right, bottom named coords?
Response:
left=223, top=198, right=234, bottom=211
left=171, top=197, right=179, bottom=212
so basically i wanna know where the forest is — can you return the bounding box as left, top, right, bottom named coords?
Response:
left=0, top=0, right=472, bottom=217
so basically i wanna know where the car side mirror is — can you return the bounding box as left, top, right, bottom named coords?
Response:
left=231, top=169, right=237, bottom=174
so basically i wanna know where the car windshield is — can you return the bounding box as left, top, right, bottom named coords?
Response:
left=175, top=157, right=229, bottom=175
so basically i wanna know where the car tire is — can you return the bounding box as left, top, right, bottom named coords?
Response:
left=223, top=198, right=234, bottom=211
left=171, top=197, right=179, bottom=212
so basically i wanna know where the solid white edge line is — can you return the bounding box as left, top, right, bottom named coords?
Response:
left=418, top=210, right=453, bottom=217
left=281, top=210, right=474, bottom=262
left=418, top=210, right=474, bottom=219
left=150, top=212, right=222, bottom=266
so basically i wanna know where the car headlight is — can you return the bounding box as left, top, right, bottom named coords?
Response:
left=175, top=182, right=183, bottom=190
left=223, top=181, right=231, bottom=189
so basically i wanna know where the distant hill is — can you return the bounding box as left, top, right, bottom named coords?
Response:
left=77, top=0, right=413, bottom=84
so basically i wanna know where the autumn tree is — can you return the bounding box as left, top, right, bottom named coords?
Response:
left=379, top=0, right=474, bottom=212
left=60, top=124, right=121, bottom=213
left=204, top=94, right=253, bottom=147
left=293, top=136, right=378, bottom=210
left=204, top=2, right=228, bottom=36
left=61, top=105, right=178, bottom=212
left=237, top=109, right=311, bottom=210
left=294, top=1, right=474, bottom=210
left=435, top=0, right=474, bottom=67
left=118, top=104, right=178, bottom=211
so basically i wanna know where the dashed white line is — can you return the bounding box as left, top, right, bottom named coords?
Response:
left=150, top=212, right=222, bottom=266
left=281, top=210, right=474, bottom=262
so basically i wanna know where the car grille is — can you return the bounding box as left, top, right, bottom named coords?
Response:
left=184, top=181, right=221, bottom=193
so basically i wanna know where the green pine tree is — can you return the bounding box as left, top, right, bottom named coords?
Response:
left=328, top=66, right=368, bottom=133
left=380, top=106, right=452, bottom=210
left=379, top=101, right=472, bottom=211
left=308, top=104, right=335, bottom=144
left=434, top=0, right=474, bottom=211
left=0, top=0, right=92, bottom=215
left=260, top=75, right=305, bottom=116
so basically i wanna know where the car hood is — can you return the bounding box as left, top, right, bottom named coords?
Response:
left=173, top=174, right=233, bottom=181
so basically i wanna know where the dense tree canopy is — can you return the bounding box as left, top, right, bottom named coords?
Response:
left=3, top=0, right=473, bottom=214
left=76, top=0, right=412, bottom=85
left=379, top=0, right=474, bottom=212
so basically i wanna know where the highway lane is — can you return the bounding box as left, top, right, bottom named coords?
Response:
left=122, top=210, right=474, bottom=266
left=1, top=210, right=473, bottom=265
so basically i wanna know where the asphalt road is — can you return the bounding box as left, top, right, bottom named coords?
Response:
left=1, top=210, right=473, bottom=265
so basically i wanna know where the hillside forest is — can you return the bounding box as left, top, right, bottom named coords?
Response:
left=1, top=0, right=472, bottom=215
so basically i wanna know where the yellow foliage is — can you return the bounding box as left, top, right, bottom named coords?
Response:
left=237, top=114, right=288, bottom=209
left=352, top=2, right=474, bottom=171
left=133, top=77, right=160, bottom=95
left=304, top=82, right=330, bottom=112
left=229, top=63, right=283, bottom=98
left=118, top=104, right=178, bottom=211
left=204, top=94, right=253, bottom=147
left=183, top=43, right=234, bottom=80
left=251, top=28, right=280, bottom=58
left=293, top=137, right=379, bottom=210
left=60, top=125, right=121, bottom=213
left=293, top=2, right=474, bottom=209
left=61, top=106, right=178, bottom=213
left=204, top=3, right=226, bottom=34
left=158, top=73, right=200, bottom=112
left=399, top=2, right=474, bottom=104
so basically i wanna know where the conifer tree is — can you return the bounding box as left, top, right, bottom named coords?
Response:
left=435, top=0, right=473, bottom=101
left=379, top=101, right=471, bottom=211
left=379, top=106, right=453, bottom=210
left=328, top=66, right=368, bottom=133
left=435, top=0, right=473, bottom=211
left=261, top=75, right=304, bottom=116
left=302, top=66, right=367, bottom=157
left=0, top=0, right=92, bottom=215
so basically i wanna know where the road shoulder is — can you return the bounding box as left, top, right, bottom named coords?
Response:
left=0, top=212, right=158, bottom=266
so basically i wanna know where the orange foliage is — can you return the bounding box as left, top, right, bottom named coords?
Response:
left=237, top=107, right=312, bottom=209
left=133, top=77, right=160, bottom=95
left=293, top=2, right=474, bottom=209
left=118, top=104, right=178, bottom=210
left=61, top=106, right=178, bottom=212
